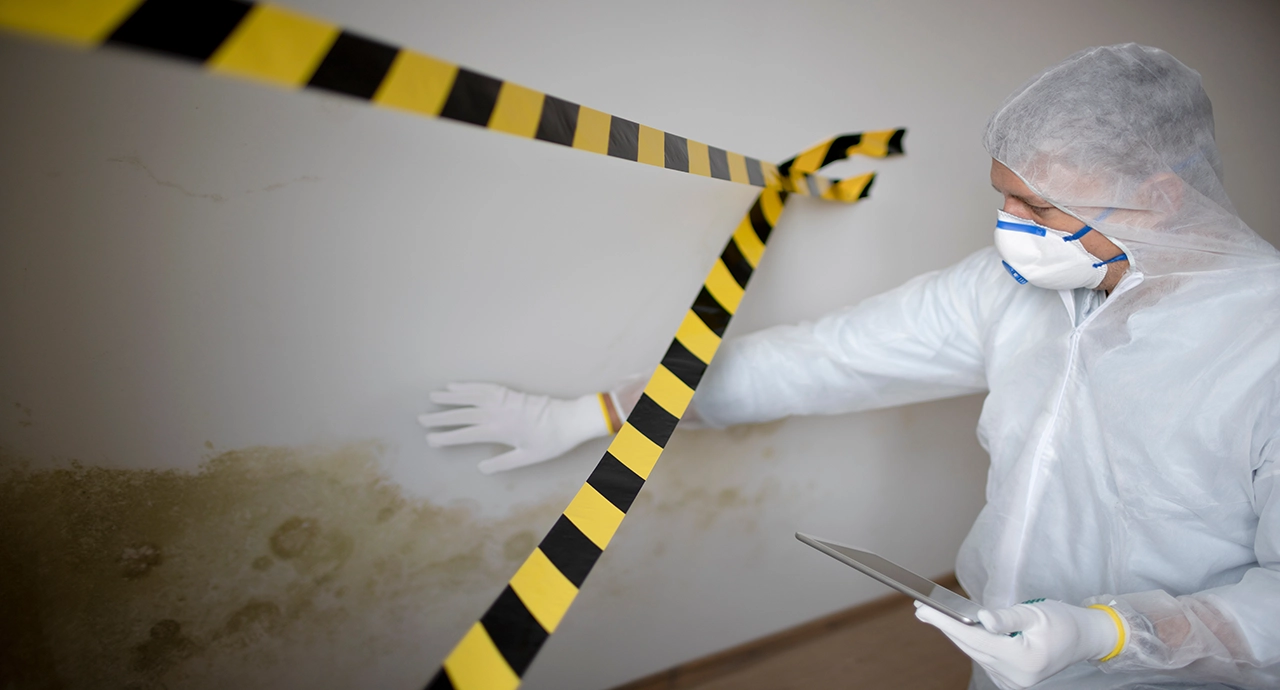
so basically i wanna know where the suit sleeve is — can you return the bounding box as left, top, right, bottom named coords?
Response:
left=1087, top=420, right=1280, bottom=685
left=690, top=247, right=1005, bottom=428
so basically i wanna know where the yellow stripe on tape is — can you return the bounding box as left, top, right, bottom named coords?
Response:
left=731, top=216, right=766, bottom=268
left=789, top=142, right=831, bottom=178
left=674, top=309, right=721, bottom=363
left=0, top=0, right=141, bottom=45
left=373, top=50, right=458, bottom=117
left=571, top=106, right=611, bottom=155
left=760, top=188, right=785, bottom=225
left=687, top=139, right=711, bottom=177
left=644, top=364, right=695, bottom=418
left=829, top=171, right=875, bottom=202
left=490, top=82, right=546, bottom=138
left=563, top=483, right=625, bottom=550
left=442, top=622, right=521, bottom=690
left=637, top=124, right=664, bottom=167
left=844, top=129, right=897, bottom=158
left=726, top=151, right=750, bottom=184
left=786, top=137, right=843, bottom=176
left=509, top=548, right=578, bottom=633
left=704, top=258, right=745, bottom=313
left=607, top=423, right=663, bottom=480
left=207, top=4, right=339, bottom=87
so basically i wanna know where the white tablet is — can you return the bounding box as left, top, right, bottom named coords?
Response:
left=796, top=532, right=982, bottom=625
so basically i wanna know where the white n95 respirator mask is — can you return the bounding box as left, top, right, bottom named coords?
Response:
left=994, top=209, right=1127, bottom=290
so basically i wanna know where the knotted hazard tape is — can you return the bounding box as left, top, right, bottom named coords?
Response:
left=0, top=2, right=906, bottom=688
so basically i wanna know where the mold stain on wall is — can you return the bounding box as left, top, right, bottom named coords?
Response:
left=0, top=443, right=563, bottom=689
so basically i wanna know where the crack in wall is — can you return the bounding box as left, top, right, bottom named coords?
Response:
left=106, top=156, right=320, bottom=202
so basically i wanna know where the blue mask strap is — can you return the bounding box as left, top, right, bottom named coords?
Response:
left=1171, top=152, right=1199, bottom=174
left=1001, top=261, right=1029, bottom=284
left=1092, top=253, right=1128, bottom=269
left=1062, top=226, right=1093, bottom=242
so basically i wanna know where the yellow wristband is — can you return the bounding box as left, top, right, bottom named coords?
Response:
left=597, top=392, right=621, bottom=435
left=1088, top=604, right=1127, bottom=662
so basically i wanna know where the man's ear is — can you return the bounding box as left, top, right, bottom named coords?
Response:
left=1136, top=172, right=1184, bottom=214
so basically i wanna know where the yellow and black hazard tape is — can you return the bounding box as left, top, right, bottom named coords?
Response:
left=0, top=3, right=906, bottom=688
left=0, top=0, right=899, bottom=201
left=426, top=130, right=902, bottom=690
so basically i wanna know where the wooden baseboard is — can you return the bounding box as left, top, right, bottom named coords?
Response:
left=611, top=572, right=962, bottom=690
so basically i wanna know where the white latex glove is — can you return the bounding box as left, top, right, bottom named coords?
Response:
left=915, top=599, right=1123, bottom=690
left=418, top=383, right=619, bottom=474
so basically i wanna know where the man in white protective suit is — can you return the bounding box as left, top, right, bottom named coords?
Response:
left=418, top=45, right=1280, bottom=689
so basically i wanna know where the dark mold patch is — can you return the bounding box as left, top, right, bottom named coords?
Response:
left=0, top=443, right=564, bottom=689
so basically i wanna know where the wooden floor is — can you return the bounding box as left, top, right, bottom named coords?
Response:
left=612, top=574, right=972, bottom=690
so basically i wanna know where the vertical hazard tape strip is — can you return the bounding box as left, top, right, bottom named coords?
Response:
left=0, top=0, right=869, bottom=199
left=427, top=132, right=902, bottom=690
left=0, top=2, right=906, bottom=687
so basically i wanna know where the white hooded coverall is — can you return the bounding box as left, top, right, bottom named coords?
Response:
left=692, top=45, right=1280, bottom=689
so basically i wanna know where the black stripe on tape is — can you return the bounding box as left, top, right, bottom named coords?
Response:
left=424, top=669, right=456, bottom=690
left=538, top=515, right=600, bottom=588
left=747, top=198, right=773, bottom=243
left=480, top=586, right=548, bottom=676
left=439, top=68, right=503, bottom=126
left=107, top=0, right=251, bottom=62
left=628, top=394, right=678, bottom=448
left=858, top=174, right=876, bottom=199
left=691, top=286, right=731, bottom=336
left=607, top=116, right=639, bottom=161
left=663, top=133, right=689, bottom=172
left=744, top=156, right=766, bottom=187
left=822, top=133, right=862, bottom=167
left=707, top=146, right=731, bottom=180
left=775, top=154, right=799, bottom=177
left=535, top=95, right=579, bottom=147
left=588, top=453, right=645, bottom=513
left=306, top=32, right=398, bottom=100
left=661, top=338, right=709, bottom=385
left=720, top=237, right=753, bottom=289
left=888, top=129, right=906, bottom=155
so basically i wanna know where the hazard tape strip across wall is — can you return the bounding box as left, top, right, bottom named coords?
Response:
left=0, top=0, right=895, bottom=201
left=428, top=133, right=901, bottom=690
left=0, top=2, right=906, bottom=688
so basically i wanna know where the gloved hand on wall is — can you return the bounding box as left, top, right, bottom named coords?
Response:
left=915, top=599, right=1124, bottom=690
left=418, top=379, right=643, bottom=474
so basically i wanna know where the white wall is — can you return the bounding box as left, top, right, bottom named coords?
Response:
left=1, top=1, right=1276, bottom=688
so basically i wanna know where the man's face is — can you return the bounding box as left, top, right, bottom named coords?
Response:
left=990, top=159, right=1131, bottom=291
left=990, top=160, right=1085, bottom=233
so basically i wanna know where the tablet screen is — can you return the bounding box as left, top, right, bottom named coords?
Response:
left=796, top=532, right=983, bottom=624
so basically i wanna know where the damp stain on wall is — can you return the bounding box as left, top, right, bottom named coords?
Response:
left=0, top=443, right=563, bottom=690
left=632, top=422, right=788, bottom=531
left=13, top=402, right=34, bottom=428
